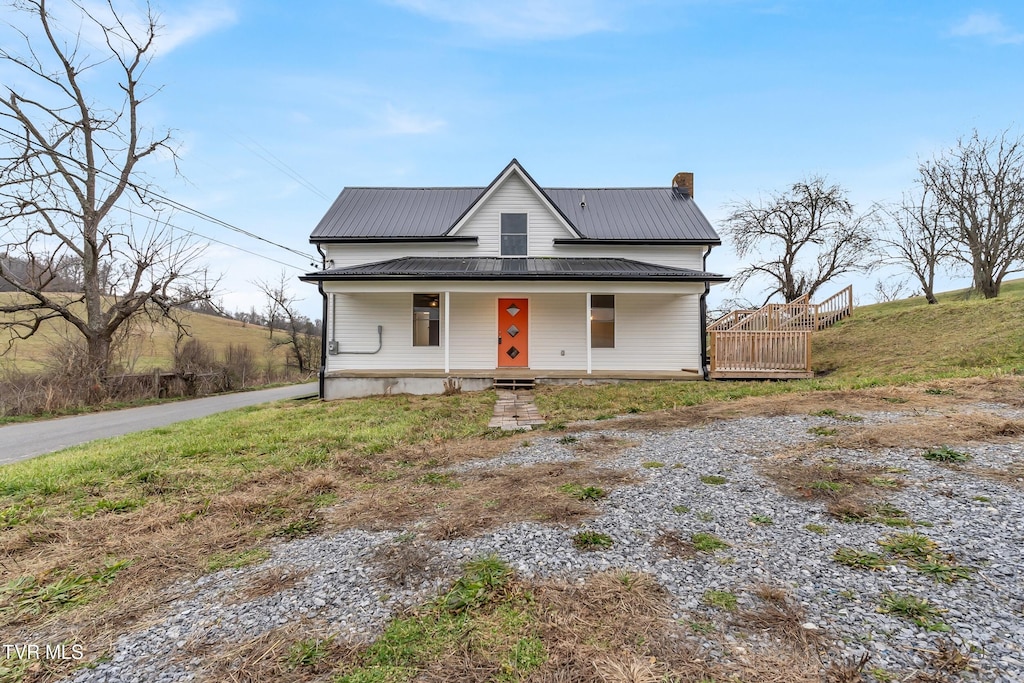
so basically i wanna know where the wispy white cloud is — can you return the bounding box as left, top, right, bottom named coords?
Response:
left=386, top=0, right=619, bottom=40
left=950, top=11, right=1024, bottom=45
left=55, top=1, right=238, bottom=57
left=154, top=3, right=239, bottom=54
left=381, top=104, right=445, bottom=135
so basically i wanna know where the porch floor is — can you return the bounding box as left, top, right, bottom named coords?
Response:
left=324, top=368, right=702, bottom=381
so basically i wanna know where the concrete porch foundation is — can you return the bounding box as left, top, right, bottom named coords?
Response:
left=321, top=368, right=701, bottom=400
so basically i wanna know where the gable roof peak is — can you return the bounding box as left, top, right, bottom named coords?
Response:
left=444, top=159, right=583, bottom=238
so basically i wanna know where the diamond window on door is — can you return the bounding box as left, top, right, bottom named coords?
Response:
left=505, top=303, right=520, bottom=316
left=506, top=324, right=520, bottom=337
left=506, top=346, right=520, bottom=359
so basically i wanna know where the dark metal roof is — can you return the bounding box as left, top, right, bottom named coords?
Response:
left=301, top=257, right=729, bottom=282
left=312, top=188, right=483, bottom=239
left=545, top=188, right=719, bottom=242
left=310, top=162, right=721, bottom=244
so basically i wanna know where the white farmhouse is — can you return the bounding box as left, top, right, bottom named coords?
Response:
left=301, top=159, right=729, bottom=399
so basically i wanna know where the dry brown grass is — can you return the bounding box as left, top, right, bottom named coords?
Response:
left=976, top=461, right=1024, bottom=488
left=236, top=566, right=308, bottom=602
left=9, top=374, right=1023, bottom=681
left=529, top=571, right=687, bottom=680
left=527, top=572, right=828, bottom=683
left=735, top=583, right=821, bottom=652
left=371, top=539, right=450, bottom=589
left=1, top=426, right=641, bottom=678
left=332, top=459, right=635, bottom=540
left=827, top=412, right=1024, bottom=450
left=577, top=376, right=1024, bottom=433
left=759, top=456, right=916, bottom=525
left=186, top=622, right=348, bottom=683
left=907, top=636, right=976, bottom=682
left=761, top=460, right=897, bottom=499
left=825, top=652, right=871, bottom=682
left=653, top=530, right=695, bottom=559
left=0, top=438, right=511, bottom=676
left=570, top=434, right=640, bottom=458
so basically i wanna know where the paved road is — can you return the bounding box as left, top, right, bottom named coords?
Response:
left=0, top=382, right=318, bottom=465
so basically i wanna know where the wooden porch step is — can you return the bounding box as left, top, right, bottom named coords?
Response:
left=493, top=377, right=536, bottom=391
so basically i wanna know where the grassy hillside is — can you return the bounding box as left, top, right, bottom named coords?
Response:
left=0, top=293, right=295, bottom=373
left=813, top=279, right=1024, bottom=379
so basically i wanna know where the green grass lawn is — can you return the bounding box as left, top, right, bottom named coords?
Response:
left=3, top=279, right=1022, bottom=682
left=813, top=278, right=1024, bottom=379
left=0, top=392, right=495, bottom=505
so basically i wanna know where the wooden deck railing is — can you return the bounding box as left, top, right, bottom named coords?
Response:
left=812, top=285, right=853, bottom=330
left=709, top=329, right=811, bottom=374
left=707, top=286, right=853, bottom=379
left=726, top=294, right=811, bottom=331
left=708, top=309, right=757, bottom=331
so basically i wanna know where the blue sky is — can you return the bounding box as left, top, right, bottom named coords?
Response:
left=6, top=1, right=1024, bottom=317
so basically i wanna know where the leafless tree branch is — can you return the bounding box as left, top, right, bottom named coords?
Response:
left=919, top=127, right=1024, bottom=298
left=0, top=0, right=214, bottom=384
left=724, top=175, right=877, bottom=303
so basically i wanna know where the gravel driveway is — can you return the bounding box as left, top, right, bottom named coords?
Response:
left=69, top=399, right=1024, bottom=682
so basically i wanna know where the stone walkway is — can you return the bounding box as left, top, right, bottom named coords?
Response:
left=487, top=390, right=546, bottom=430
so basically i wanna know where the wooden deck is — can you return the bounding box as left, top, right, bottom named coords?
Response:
left=709, top=286, right=852, bottom=380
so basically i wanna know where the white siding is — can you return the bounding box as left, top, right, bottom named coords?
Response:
left=326, top=292, right=443, bottom=372
left=324, top=288, right=702, bottom=373
left=550, top=244, right=706, bottom=269
left=530, top=294, right=587, bottom=370
left=592, top=294, right=701, bottom=371
left=458, top=173, right=576, bottom=255
left=448, top=293, right=495, bottom=369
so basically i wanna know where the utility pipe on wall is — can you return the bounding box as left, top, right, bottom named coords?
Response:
left=329, top=294, right=383, bottom=355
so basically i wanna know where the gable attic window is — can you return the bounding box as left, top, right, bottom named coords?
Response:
left=413, top=294, right=440, bottom=346
left=500, top=213, right=528, bottom=256
left=591, top=295, right=615, bottom=348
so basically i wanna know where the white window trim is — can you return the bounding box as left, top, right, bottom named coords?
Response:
left=412, top=293, right=442, bottom=348
left=499, top=211, right=529, bottom=258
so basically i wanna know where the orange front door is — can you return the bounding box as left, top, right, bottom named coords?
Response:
left=497, top=298, right=529, bottom=367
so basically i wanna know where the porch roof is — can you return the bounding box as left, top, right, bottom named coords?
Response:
left=301, top=257, right=729, bottom=282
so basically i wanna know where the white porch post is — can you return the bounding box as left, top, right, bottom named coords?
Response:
left=443, top=290, right=451, bottom=373
left=585, top=292, right=592, bottom=375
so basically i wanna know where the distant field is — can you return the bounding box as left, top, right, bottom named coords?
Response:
left=0, top=293, right=296, bottom=373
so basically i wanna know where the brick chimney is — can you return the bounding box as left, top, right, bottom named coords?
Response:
left=672, top=171, right=694, bottom=198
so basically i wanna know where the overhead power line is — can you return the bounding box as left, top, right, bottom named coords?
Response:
left=0, top=125, right=321, bottom=266
left=232, top=134, right=331, bottom=202
left=108, top=203, right=307, bottom=270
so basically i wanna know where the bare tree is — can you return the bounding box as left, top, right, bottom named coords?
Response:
left=875, top=188, right=952, bottom=305
left=872, top=276, right=911, bottom=303
left=256, top=272, right=318, bottom=375
left=0, top=0, right=213, bottom=381
left=920, top=128, right=1024, bottom=298
left=724, top=176, right=875, bottom=303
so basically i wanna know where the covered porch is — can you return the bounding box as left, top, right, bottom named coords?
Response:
left=303, top=257, right=727, bottom=399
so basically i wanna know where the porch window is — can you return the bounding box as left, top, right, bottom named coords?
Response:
left=591, top=295, right=615, bottom=348
left=413, top=294, right=440, bottom=346
left=500, top=213, right=528, bottom=256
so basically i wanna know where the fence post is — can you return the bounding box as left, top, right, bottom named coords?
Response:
left=805, top=332, right=812, bottom=373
